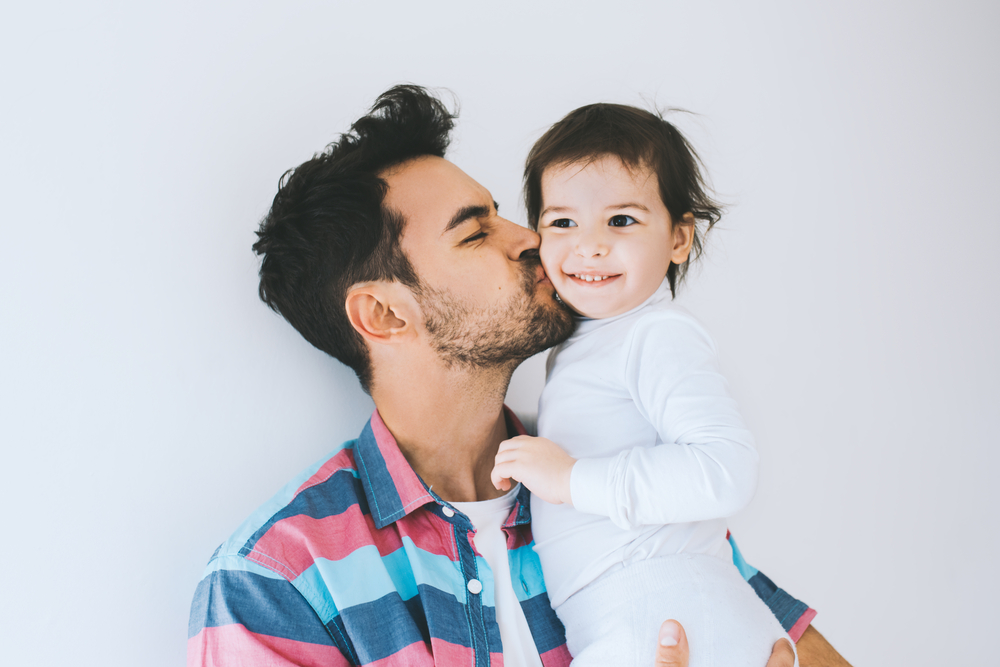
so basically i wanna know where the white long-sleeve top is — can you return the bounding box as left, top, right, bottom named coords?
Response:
left=532, top=279, right=759, bottom=607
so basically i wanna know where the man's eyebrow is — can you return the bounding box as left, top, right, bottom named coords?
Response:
left=444, top=203, right=495, bottom=235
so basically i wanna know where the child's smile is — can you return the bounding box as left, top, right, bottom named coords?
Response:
left=568, top=272, right=620, bottom=284
left=537, top=156, right=694, bottom=319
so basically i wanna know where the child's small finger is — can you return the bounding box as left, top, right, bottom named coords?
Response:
left=490, top=465, right=508, bottom=490
left=494, top=449, right=518, bottom=465
left=497, top=439, right=519, bottom=453
left=493, top=474, right=510, bottom=491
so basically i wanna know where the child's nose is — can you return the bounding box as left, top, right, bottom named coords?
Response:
left=575, top=228, right=609, bottom=257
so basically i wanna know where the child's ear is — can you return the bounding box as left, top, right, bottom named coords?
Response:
left=345, top=282, right=418, bottom=346
left=670, top=212, right=697, bottom=264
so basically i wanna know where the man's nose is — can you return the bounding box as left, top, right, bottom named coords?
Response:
left=499, top=217, right=541, bottom=260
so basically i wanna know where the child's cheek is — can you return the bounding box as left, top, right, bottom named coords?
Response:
left=538, top=233, right=560, bottom=277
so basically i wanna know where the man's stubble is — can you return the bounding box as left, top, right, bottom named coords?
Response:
left=419, top=255, right=576, bottom=371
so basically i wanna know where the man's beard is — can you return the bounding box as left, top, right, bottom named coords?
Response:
left=418, top=256, right=575, bottom=370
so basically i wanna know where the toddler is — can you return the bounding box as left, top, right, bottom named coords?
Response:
left=491, top=104, right=797, bottom=666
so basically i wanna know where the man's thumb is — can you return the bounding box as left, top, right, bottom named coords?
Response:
left=654, top=620, right=689, bottom=667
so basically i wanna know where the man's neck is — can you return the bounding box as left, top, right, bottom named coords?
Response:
left=370, top=358, right=517, bottom=503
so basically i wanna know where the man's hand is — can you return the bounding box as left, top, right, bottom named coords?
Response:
left=491, top=435, right=575, bottom=505
left=653, top=620, right=796, bottom=667
left=654, top=620, right=689, bottom=667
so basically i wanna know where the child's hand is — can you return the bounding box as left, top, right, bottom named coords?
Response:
left=491, top=435, right=576, bottom=506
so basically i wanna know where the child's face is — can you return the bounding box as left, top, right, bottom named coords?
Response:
left=538, top=156, right=693, bottom=319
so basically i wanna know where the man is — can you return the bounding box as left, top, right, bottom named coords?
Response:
left=188, top=85, right=848, bottom=666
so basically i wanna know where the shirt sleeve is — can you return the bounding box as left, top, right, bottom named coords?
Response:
left=187, top=553, right=351, bottom=667
left=570, top=312, right=760, bottom=528
left=727, top=534, right=818, bottom=643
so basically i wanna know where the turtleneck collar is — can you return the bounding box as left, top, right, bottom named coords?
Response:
left=569, top=277, right=673, bottom=340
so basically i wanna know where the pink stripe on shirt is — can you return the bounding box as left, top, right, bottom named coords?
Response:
left=364, top=640, right=437, bottom=666
left=248, top=507, right=405, bottom=577
left=425, top=638, right=476, bottom=666
left=188, top=625, right=349, bottom=667
left=540, top=643, right=573, bottom=667
left=295, top=448, right=357, bottom=495
left=370, top=410, right=433, bottom=508
left=788, top=607, right=818, bottom=643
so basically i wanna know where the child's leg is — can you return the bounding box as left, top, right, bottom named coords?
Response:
left=557, top=554, right=797, bottom=667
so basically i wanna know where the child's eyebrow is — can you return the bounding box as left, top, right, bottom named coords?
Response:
left=540, top=205, right=573, bottom=216
left=605, top=202, right=650, bottom=212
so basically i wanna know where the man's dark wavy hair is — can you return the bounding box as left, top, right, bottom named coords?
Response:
left=523, top=103, right=722, bottom=296
left=252, top=85, right=456, bottom=392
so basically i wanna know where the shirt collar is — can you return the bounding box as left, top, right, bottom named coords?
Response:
left=503, top=482, right=533, bottom=530
left=354, top=406, right=529, bottom=530
left=571, top=276, right=673, bottom=338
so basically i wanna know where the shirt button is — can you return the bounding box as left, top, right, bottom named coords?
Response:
left=467, top=579, right=483, bottom=595
left=442, top=507, right=455, bottom=518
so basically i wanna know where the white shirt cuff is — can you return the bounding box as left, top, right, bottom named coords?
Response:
left=569, top=457, right=614, bottom=517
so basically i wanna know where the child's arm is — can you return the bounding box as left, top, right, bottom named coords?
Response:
left=493, top=312, right=759, bottom=528
left=574, top=313, right=759, bottom=528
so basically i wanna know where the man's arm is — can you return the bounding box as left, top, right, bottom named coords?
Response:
left=188, top=555, right=349, bottom=667
left=796, top=626, right=851, bottom=667
left=726, top=537, right=851, bottom=666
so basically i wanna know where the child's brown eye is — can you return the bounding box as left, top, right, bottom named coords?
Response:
left=551, top=218, right=577, bottom=228
left=609, top=215, right=637, bottom=227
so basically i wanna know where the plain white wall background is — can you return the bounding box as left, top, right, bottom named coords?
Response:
left=2, top=1, right=997, bottom=664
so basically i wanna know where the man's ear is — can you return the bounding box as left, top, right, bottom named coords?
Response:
left=670, top=212, right=697, bottom=265
left=345, top=282, right=418, bottom=346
